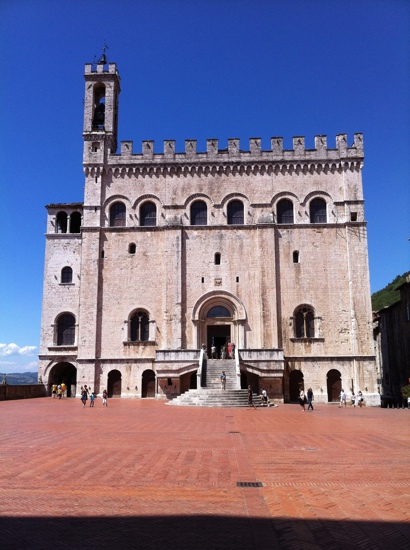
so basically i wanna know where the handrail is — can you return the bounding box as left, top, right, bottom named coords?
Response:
left=197, top=349, right=205, bottom=388
left=234, top=350, right=241, bottom=389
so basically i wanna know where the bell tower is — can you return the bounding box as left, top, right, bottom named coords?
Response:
left=82, top=53, right=121, bottom=165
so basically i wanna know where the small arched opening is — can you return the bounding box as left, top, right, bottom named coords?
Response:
left=142, top=369, right=156, bottom=398
left=327, top=369, right=342, bottom=402
left=289, top=370, right=304, bottom=402
left=108, top=369, right=122, bottom=398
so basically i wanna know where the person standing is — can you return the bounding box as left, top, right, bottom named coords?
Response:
left=221, top=345, right=226, bottom=359
left=351, top=392, right=356, bottom=407
left=357, top=390, right=364, bottom=407
left=89, top=391, right=95, bottom=407
left=339, top=389, right=347, bottom=408
left=81, top=385, right=89, bottom=407
left=248, top=385, right=256, bottom=409
left=261, top=388, right=268, bottom=406
left=231, top=343, right=235, bottom=359
left=307, top=387, right=314, bottom=410
left=61, top=382, right=67, bottom=398
left=211, top=344, right=216, bottom=359
left=299, top=387, right=306, bottom=411
left=220, top=371, right=226, bottom=390
left=102, top=389, right=108, bottom=407
left=52, top=384, right=57, bottom=398
left=57, top=385, right=62, bottom=399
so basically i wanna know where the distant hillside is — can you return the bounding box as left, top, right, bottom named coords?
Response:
left=371, top=271, right=410, bottom=312
left=2, top=372, right=38, bottom=385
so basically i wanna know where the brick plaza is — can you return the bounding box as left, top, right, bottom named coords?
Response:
left=1, top=398, right=409, bottom=549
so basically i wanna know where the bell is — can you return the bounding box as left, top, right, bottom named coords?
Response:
left=93, top=104, right=105, bottom=129
left=98, top=53, right=107, bottom=65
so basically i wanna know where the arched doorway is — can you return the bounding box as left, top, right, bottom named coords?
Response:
left=142, top=369, right=156, bottom=398
left=47, top=362, right=77, bottom=397
left=108, top=370, right=122, bottom=398
left=289, top=370, right=304, bottom=402
left=327, top=369, right=341, bottom=402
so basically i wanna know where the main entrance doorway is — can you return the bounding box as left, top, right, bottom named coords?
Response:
left=207, top=325, right=231, bottom=359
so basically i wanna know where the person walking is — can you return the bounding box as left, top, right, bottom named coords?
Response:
left=261, top=388, right=268, bottom=406
left=307, top=387, right=314, bottom=410
left=89, top=391, right=95, bottom=407
left=80, top=386, right=88, bottom=407
left=339, top=389, right=347, bottom=408
left=248, top=385, right=256, bottom=409
left=102, top=389, right=108, bottom=407
left=211, top=345, right=216, bottom=359
left=220, top=371, right=226, bottom=390
left=299, top=387, right=306, bottom=411
left=351, top=392, right=356, bottom=407
left=357, top=390, right=364, bottom=407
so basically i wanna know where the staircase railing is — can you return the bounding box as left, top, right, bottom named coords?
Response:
left=197, top=348, right=205, bottom=389
left=234, top=351, right=241, bottom=389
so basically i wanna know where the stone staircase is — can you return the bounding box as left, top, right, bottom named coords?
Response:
left=167, top=359, right=263, bottom=407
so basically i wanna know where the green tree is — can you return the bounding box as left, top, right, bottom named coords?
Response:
left=371, top=271, right=410, bottom=312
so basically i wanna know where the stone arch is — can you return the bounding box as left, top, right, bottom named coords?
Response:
left=289, top=370, right=304, bottom=402
left=192, top=291, right=247, bottom=350
left=107, top=369, right=122, bottom=398
left=327, top=369, right=342, bottom=403
left=47, top=362, right=77, bottom=397
left=141, top=369, right=156, bottom=398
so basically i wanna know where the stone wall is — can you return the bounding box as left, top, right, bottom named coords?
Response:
left=0, top=385, right=47, bottom=401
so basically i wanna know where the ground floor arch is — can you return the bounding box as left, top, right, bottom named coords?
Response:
left=142, top=369, right=156, bottom=398
left=289, top=370, right=304, bottom=402
left=327, top=369, right=342, bottom=402
left=47, top=362, right=77, bottom=397
left=107, top=369, right=122, bottom=398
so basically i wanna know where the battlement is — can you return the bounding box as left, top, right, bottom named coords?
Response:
left=84, top=62, right=119, bottom=75
left=105, top=134, right=363, bottom=165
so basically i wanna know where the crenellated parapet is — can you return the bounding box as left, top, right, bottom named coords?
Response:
left=83, top=134, right=363, bottom=178
left=83, top=133, right=363, bottom=175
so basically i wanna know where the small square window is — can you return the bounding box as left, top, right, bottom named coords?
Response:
left=350, top=212, right=358, bottom=222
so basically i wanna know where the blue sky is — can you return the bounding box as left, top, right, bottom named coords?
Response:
left=0, top=0, right=409, bottom=373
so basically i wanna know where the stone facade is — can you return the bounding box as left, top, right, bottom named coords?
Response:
left=38, top=59, right=379, bottom=404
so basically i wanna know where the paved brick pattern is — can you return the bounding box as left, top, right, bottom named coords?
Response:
left=0, top=399, right=409, bottom=549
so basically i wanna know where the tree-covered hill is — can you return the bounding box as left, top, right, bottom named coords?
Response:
left=371, top=271, right=410, bottom=312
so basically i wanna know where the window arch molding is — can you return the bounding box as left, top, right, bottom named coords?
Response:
left=55, top=312, right=76, bottom=346
left=276, top=198, right=294, bottom=224
left=292, top=304, right=316, bottom=338
left=126, top=308, right=156, bottom=343
left=139, top=200, right=157, bottom=227
left=220, top=193, right=250, bottom=225
left=132, top=194, right=162, bottom=226
left=61, top=266, right=73, bottom=284
left=103, top=195, right=131, bottom=228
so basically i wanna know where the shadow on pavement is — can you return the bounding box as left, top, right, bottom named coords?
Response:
left=2, top=515, right=410, bottom=550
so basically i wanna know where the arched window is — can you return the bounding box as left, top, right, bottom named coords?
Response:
left=277, top=199, right=294, bottom=224
left=207, top=306, right=231, bottom=318
left=110, top=202, right=126, bottom=227
left=70, top=212, right=82, bottom=233
left=140, top=201, right=157, bottom=227
left=214, top=253, right=221, bottom=265
left=130, top=311, right=150, bottom=342
left=191, top=200, right=207, bottom=225
left=56, top=212, right=68, bottom=233
left=92, top=84, right=106, bottom=129
left=57, top=314, right=75, bottom=345
left=310, top=198, right=327, bottom=223
left=129, top=243, right=136, bottom=254
left=294, top=306, right=315, bottom=338
left=227, top=200, right=244, bottom=225
left=61, top=266, right=73, bottom=284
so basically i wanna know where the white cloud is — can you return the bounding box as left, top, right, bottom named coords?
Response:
left=0, top=343, right=37, bottom=357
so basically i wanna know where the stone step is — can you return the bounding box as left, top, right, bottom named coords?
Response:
left=167, top=389, right=263, bottom=408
